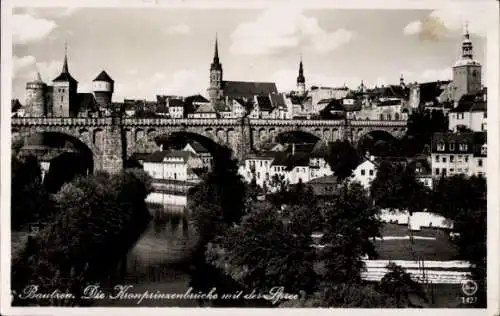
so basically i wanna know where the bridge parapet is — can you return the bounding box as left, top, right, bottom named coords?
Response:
left=11, top=117, right=113, bottom=126
left=249, top=119, right=345, bottom=126
left=121, top=118, right=240, bottom=126
left=350, top=120, right=407, bottom=127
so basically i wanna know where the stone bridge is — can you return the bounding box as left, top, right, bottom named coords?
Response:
left=11, top=117, right=407, bottom=173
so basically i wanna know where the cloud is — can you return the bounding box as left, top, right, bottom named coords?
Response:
left=419, top=68, right=453, bottom=82
left=403, top=4, right=491, bottom=40
left=13, top=55, right=36, bottom=77
left=163, top=23, right=190, bottom=35
left=114, top=69, right=206, bottom=101
left=12, top=13, right=57, bottom=45
left=21, top=7, right=80, bottom=18
left=230, top=7, right=354, bottom=55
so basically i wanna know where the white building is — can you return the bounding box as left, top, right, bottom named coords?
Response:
left=430, top=132, right=487, bottom=178
left=351, top=156, right=377, bottom=189
left=167, top=98, right=184, bottom=118
left=188, top=102, right=218, bottom=119
left=448, top=91, right=487, bottom=132
left=143, top=150, right=204, bottom=181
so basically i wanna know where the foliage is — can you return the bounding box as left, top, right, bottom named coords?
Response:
left=209, top=201, right=318, bottom=294
left=379, top=262, right=428, bottom=307
left=320, top=182, right=382, bottom=284
left=188, top=146, right=247, bottom=241
left=370, top=160, right=430, bottom=214
left=11, top=169, right=153, bottom=306
left=430, top=175, right=486, bottom=307
left=402, top=109, right=448, bottom=155
left=324, top=140, right=362, bottom=182
left=11, top=154, right=51, bottom=230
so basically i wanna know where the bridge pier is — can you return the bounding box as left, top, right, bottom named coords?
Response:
left=99, top=119, right=125, bottom=174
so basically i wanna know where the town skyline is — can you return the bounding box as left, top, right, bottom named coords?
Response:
left=12, top=5, right=487, bottom=102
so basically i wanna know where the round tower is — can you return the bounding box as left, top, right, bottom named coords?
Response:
left=93, top=70, right=114, bottom=108
left=25, top=71, right=46, bottom=117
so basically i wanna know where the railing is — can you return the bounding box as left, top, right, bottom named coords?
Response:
left=11, top=117, right=112, bottom=126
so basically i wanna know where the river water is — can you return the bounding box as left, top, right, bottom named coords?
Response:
left=100, top=201, right=202, bottom=307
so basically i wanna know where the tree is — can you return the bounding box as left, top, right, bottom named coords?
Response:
left=11, top=169, right=153, bottom=306
left=324, top=140, right=362, bottom=182
left=430, top=175, right=486, bottom=307
left=403, top=109, right=448, bottom=155
left=208, top=201, right=318, bottom=295
left=320, top=182, right=382, bottom=284
left=370, top=160, right=430, bottom=214
left=379, top=263, right=428, bottom=307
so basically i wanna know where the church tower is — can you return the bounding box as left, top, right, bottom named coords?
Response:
left=52, top=43, right=78, bottom=117
left=25, top=70, right=46, bottom=117
left=207, top=34, right=223, bottom=104
left=296, top=57, right=306, bottom=95
left=452, top=24, right=482, bottom=103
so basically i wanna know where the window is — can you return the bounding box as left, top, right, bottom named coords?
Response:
left=369, top=170, right=374, bottom=176
left=450, top=168, right=454, bottom=173
left=437, top=143, right=445, bottom=151
left=435, top=155, right=440, bottom=162
left=442, top=157, right=446, bottom=163
left=484, top=112, right=487, bottom=118
left=450, top=155, right=454, bottom=162
left=435, top=168, right=440, bottom=175
left=481, top=145, right=487, bottom=156
left=459, top=144, right=468, bottom=151
left=449, top=143, right=455, bottom=151
left=458, top=113, right=464, bottom=119
left=260, top=161, right=262, bottom=167
left=361, top=169, right=365, bottom=176
left=478, top=159, right=483, bottom=167
left=257, top=172, right=261, bottom=178
left=465, top=156, right=469, bottom=163
left=442, top=168, right=447, bottom=176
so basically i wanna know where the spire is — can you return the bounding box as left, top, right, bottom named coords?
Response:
left=62, top=40, right=69, bottom=74
left=36, top=70, right=42, bottom=82
left=400, top=73, right=405, bottom=86
left=297, top=56, right=305, bottom=84
left=213, top=33, right=219, bottom=63
left=461, top=21, right=473, bottom=59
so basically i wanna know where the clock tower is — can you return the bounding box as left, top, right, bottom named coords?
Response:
left=207, top=34, right=223, bottom=104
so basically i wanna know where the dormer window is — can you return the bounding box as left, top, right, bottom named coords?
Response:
left=459, top=143, right=468, bottom=151
left=449, top=143, right=455, bottom=151
left=481, top=144, right=487, bottom=156
left=437, top=143, right=445, bottom=151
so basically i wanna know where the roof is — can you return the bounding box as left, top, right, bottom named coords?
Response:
left=144, top=150, right=199, bottom=163
left=418, top=81, right=451, bottom=106
left=310, top=140, right=329, bottom=157
left=372, top=85, right=409, bottom=99
left=186, top=142, right=209, bottom=153
left=450, top=92, right=487, bottom=113
left=270, top=93, right=287, bottom=108
left=194, top=101, right=217, bottom=113
left=377, top=99, right=402, bottom=107
left=76, top=93, right=98, bottom=112
left=11, top=99, right=23, bottom=112
left=185, top=94, right=210, bottom=103
left=289, top=94, right=312, bottom=105
left=308, top=175, right=338, bottom=185
left=214, top=102, right=231, bottom=112
left=93, top=70, right=114, bottom=82
left=256, top=95, right=273, bottom=111
left=168, top=99, right=184, bottom=108
left=53, top=71, right=78, bottom=83
left=156, top=105, right=169, bottom=113
left=222, top=81, right=278, bottom=99
left=271, top=151, right=310, bottom=169
left=318, top=98, right=335, bottom=105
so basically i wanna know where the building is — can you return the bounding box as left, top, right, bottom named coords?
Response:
left=310, top=86, right=350, bottom=109
left=206, top=35, right=279, bottom=108
left=451, top=25, right=482, bottom=104
left=143, top=150, right=204, bottom=181
left=183, top=142, right=213, bottom=170
left=270, top=149, right=311, bottom=186
left=448, top=90, right=487, bottom=132
left=188, top=102, right=218, bottom=119
left=307, top=175, right=339, bottom=197
left=239, top=151, right=275, bottom=187
left=351, top=156, right=377, bottom=189
left=23, top=46, right=108, bottom=118
left=168, top=98, right=185, bottom=118
left=309, top=140, right=334, bottom=180
left=11, top=99, right=25, bottom=117
left=296, top=58, right=306, bottom=96
left=430, top=132, right=486, bottom=178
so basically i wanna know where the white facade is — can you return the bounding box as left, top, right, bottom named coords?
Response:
left=431, top=151, right=486, bottom=178
left=239, top=156, right=274, bottom=187
left=449, top=111, right=487, bottom=132
left=416, top=175, right=433, bottom=190
left=309, top=157, right=333, bottom=180
left=169, top=106, right=184, bottom=118
left=270, top=164, right=310, bottom=186
left=144, top=158, right=189, bottom=181
left=188, top=112, right=217, bottom=119
left=351, top=158, right=377, bottom=189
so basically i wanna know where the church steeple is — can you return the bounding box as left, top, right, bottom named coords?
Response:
left=461, top=22, right=474, bottom=59
left=53, top=41, right=77, bottom=83
left=297, top=57, right=305, bottom=84
left=62, top=40, right=69, bottom=73
left=211, top=34, right=222, bottom=71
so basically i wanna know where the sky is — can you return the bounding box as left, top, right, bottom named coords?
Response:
left=11, top=4, right=489, bottom=103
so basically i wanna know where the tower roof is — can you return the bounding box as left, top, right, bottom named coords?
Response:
left=53, top=42, right=78, bottom=83
left=297, top=57, right=305, bottom=84
left=210, top=33, right=222, bottom=71
left=454, top=23, right=481, bottom=68
left=93, top=70, right=114, bottom=82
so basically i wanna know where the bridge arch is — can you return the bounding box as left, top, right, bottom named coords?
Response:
left=358, top=130, right=398, bottom=156
left=274, top=130, right=321, bottom=145
left=151, top=131, right=232, bottom=158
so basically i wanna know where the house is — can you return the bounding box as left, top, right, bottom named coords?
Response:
left=430, top=132, right=487, bottom=178
left=183, top=142, right=213, bottom=171
left=143, top=150, right=204, bottom=181
left=309, top=140, right=334, bottom=180
left=168, top=98, right=185, bottom=119
left=448, top=91, right=487, bottom=132
left=351, top=156, right=377, bottom=189
left=307, top=175, right=339, bottom=197
left=239, top=151, right=276, bottom=187
left=270, top=147, right=311, bottom=186
left=188, top=102, right=218, bottom=119
left=310, top=86, right=350, bottom=109
left=214, top=101, right=232, bottom=118
left=269, top=94, right=288, bottom=119
left=184, top=94, right=210, bottom=117
left=227, top=97, right=249, bottom=118
left=11, top=99, right=25, bottom=117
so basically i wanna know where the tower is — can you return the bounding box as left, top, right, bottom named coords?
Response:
left=400, top=74, right=405, bottom=88
left=296, top=57, right=306, bottom=95
left=25, top=70, right=46, bottom=117
left=452, top=23, right=482, bottom=103
left=52, top=43, right=78, bottom=117
left=93, top=70, right=114, bottom=108
left=207, top=34, right=223, bottom=104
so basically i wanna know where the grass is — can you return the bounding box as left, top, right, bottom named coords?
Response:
left=375, top=224, right=459, bottom=261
